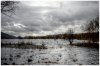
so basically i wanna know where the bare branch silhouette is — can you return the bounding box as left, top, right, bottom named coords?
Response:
left=1, top=1, right=19, bottom=17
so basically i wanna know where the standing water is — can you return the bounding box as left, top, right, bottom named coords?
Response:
left=1, top=39, right=99, bottom=65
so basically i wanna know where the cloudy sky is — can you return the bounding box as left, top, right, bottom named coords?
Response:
left=1, top=1, right=99, bottom=37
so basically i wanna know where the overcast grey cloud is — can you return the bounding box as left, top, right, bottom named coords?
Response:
left=1, top=1, right=99, bottom=36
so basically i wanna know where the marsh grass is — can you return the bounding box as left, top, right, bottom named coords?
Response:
left=71, top=42, right=99, bottom=48
left=1, top=42, right=47, bottom=49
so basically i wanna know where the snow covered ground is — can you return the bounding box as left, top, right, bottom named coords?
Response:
left=1, top=39, right=99, bottom=65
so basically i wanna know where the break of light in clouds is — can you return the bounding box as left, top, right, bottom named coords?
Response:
left=1, top=1, right=99, bottom=37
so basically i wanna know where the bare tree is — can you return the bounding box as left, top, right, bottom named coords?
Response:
left=67, top=28, right=74, bottom=45
left=94, top=17, right=99, bottom=32
left=85, top=17, right=99, bottom=33
left=1, top=1, right=19, bottom=16
left=83, top=17, right=99, bottom=43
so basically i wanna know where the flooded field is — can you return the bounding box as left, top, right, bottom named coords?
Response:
left=1, top=39, right=99, bottom=65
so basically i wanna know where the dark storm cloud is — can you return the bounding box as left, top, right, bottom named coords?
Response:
left=1, top=1, right=99, bottom=36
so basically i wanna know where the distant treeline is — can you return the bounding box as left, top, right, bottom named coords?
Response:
left=1, top=32, right=99, bottom=41
left=17, top=32, right=99, bottom=41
